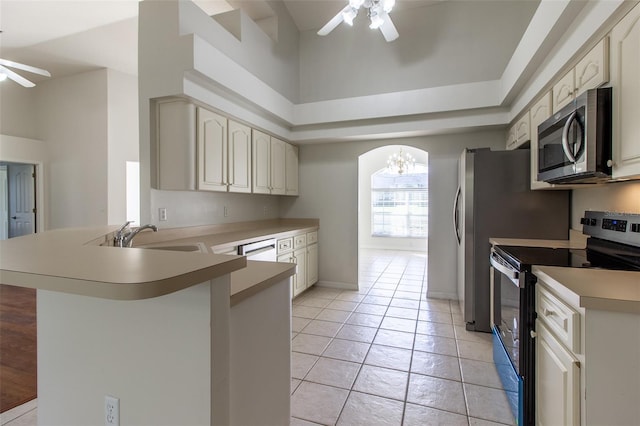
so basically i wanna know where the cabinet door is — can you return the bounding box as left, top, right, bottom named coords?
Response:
left=575, top=37, right=609, bottom=95
left=278, top=253, right=296, bottom=300
left=514, top=111, right=531, bottom=147
left=505, top=125, right=516, bottom=150
left=155, top=100, right=197, bottom=190
left=228, top=120, right=251, bottom=193
left=553, top=70, right=575, bottom=113
left=197, top=108, right=228, bottom=192
left=270, top=138, right=286, bottom=195
left=610, top=3, right=640, bottom=179
left=293, top=247, right=307, bottom=297
left=252, top=130, right=271, bottom=194
left=530, top=92, right=554, bottom=189
left=285, top=143, right=299, bottom=196
left=307, top=243, right=318, bottom=287
left=536, top=322, right=580, bottom=426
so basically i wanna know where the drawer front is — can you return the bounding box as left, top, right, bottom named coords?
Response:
left=277, top=238, right=293, bottom=254
left=294, top=234, right=307, bottom=249
left=537, top=286, right=580, bottom=353
left=307, top=231, right=318, bottom=244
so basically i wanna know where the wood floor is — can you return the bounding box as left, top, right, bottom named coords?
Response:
left=0, top=284, right=37, bottom=413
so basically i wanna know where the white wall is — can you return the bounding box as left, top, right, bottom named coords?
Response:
left=571, top=181, right=640, bottom=227
left=150, top=189, right=281, bottom=228
left=35, top=70, right=110, bottom=229
left=358, top=145, right=428, bottom=251
left=107, top=69, right=139, bottom=225
left=426, top=155, right=459, bottom=300
left=37, top=277, right=231, bottom=425
left=0, top=83, right=38, bottom=140
left=280, top=129, right=504, bottom=291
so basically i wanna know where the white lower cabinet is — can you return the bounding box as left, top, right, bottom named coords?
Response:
left=536, top=322, right=580, bottom=426
left=535, top=279, right=640, bottom=425
left=278, top=231, right=318, bottom=299
left=307, top=242, right=318, bottom=287
left=292, top=247, right=307, bottom=297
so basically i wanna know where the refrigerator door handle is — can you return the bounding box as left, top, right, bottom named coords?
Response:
left=453, top=186, right=461, bottom=244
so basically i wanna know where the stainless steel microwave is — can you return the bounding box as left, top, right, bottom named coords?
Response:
left=537, top=87, right=612, bottom=184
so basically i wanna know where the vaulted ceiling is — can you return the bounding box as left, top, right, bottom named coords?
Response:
left=0, top=0, right=538, bottom=93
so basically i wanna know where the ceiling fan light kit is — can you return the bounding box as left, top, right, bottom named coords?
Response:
left=318, top=0, right=399, bottom=42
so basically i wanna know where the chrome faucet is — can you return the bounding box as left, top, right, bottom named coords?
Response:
left=114, top=221, right=158, bottom=247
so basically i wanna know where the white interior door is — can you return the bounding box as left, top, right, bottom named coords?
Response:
left=8, top=163, right=36, bottom=238
left=0, top=166, right=8, bottom=240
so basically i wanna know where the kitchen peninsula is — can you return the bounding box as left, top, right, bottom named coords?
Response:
left=0, top=223, right=299, bottom=425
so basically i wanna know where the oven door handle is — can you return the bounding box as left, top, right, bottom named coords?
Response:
left=490, top=250, right=520, bottom=287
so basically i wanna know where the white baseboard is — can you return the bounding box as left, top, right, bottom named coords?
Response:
left=316, top=281, right=358, bottom=291
left=425, top=290, right=458, bottom=300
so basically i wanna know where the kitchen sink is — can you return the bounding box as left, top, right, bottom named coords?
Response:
left=138, top=242, right=207, bottom=253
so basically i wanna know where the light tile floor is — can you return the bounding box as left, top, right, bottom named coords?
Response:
left=291, top=249, right=516, bottom=426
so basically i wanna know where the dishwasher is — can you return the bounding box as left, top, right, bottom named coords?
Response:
left=237, top=238, right=277, bottom=262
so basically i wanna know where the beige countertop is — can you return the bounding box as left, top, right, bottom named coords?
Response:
left=490, top=229, right=587, bottom=249
left=533, top=266, right=640, bottom=314
left=133, top=218, right=320, bottom=253
left=0, top=226, right=247, bottom=300
left=0, top=220, right=310, bottom=301
left=230, top=260, right=295, bottom=307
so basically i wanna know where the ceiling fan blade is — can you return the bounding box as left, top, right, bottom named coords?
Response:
left=379, top=14, right=399, bottom=42
left=317, top=5, right=350, bottom=36
left=0, top=65, right=35, bottom=88
left=0, top=59, right=51, bottom=77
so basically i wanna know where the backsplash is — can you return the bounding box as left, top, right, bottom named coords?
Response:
left=150, top=189, right=281, bottom=228
left=571, top=180, right=640, bottom=228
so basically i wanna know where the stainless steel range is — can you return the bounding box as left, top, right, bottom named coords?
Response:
left=490, top=210, right=640, bottom=425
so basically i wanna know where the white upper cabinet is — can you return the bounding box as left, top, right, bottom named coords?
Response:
left=575, top=37, right=609, bottom=95
left=553, top=38, right=610, bottom=113
left=252, top=129, right=272, bottom=194
left=552, top=70, right=576, bottom=113
left=530, top=92, right=555, bottom=190
left=227, top=120, right=252, bottom=193
left=506, top=112, right=531, bottom=150
left=154, top=99, right=298, bottom=195
left=252, top=131, right=298, bottom=196
left=285, top=143, right=299, bottom=196
left=610, top=3, right=640, bottom=180
left=270, top=137, right=286, bottom=195
left=154, top=99, right=197, bottom=191
left=197, top=108, right=228, bottom=192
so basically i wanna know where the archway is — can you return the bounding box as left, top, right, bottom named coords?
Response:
left=357, top=145, right=428, bottom=292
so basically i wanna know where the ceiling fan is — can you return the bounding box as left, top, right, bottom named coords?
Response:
left=0, top=58, right=51, bottom=88
left=318, top=0, right=399, bottom=42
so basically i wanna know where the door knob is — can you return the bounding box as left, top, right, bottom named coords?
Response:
left=11, top=216, right=17, bottom=219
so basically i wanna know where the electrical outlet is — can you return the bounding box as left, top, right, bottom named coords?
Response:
left=263, top=206, right=268, bottom=216
left=105, top=395, right=119, bottom=426
left=223, top=206, right=228, bottom=217
left=159, top=207, right=167, bottom=221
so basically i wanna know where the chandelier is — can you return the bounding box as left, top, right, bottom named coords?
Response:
left=387, top=149, right=415, bottom=175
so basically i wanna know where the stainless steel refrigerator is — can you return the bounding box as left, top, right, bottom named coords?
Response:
left=453, top=148, right=570, bottom=332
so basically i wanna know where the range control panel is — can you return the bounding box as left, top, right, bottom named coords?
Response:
left=581, top=211, right=640, bottom=246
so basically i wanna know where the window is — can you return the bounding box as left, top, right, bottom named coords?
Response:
left=371, top=164, right=428, bottom=238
